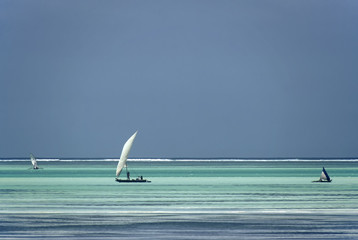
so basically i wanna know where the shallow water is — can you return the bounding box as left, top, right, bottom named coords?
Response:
left=0, top=159, right=357, bottom=239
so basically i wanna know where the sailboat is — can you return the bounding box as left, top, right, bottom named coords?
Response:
left=312, top=167, right=332, bottom=182
left=30, top=153, right=39, bottom=169
left=115, top=131, right=150, bottom=183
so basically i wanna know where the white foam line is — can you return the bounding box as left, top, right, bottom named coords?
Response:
left=1, top=158, right=358, bottom=162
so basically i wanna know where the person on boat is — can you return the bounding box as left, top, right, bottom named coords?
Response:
left=127, top=171, right=130, bottom=180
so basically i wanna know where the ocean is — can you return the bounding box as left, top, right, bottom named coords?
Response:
left=0, top=159, right=357, bottom=239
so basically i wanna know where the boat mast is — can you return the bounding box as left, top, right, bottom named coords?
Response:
left=125, top=164, right=130, bottom=180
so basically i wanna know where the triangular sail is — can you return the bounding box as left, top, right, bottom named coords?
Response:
left=116, top=131, right=138, bottom=178
left=30, top=153, right=38, bottom=169
left=321, top=167, right=331, bottom=181
left=320, top=171, right=327, bottom=181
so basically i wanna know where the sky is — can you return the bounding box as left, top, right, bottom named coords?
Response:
left=1, top=0, right=358, bottom=158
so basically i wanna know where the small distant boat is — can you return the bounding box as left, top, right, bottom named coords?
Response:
left=30, top=153, right=39, bottom=169
left=312, top=167, right=332, bottom=182
left=115, top=131, right=150, bottom=183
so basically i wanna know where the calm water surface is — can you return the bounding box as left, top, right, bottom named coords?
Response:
left=0, top=159, right=357, bottom=239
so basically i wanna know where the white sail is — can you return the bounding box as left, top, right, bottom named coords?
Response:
left=30, top=153, right=38, bottom=169
left=116, top=131, right=138, bottom=178
left=313, top=167, right=331, bottom=183
left=320, top=167, right=331, bottom=182
left=320, top=171, right=327, bottom=181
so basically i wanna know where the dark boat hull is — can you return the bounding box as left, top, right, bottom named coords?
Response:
left=115, top=179, right=151, bottom=183
left=312, top=180, right=332, bottom=183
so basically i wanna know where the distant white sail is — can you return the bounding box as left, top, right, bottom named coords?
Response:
left=320, top=171, right=327, bottom=181
left=320, top=167, right=331, bottom=181
left=30, top=153, right=38, bottom=169
left=116, top=131, right=138, bottom=178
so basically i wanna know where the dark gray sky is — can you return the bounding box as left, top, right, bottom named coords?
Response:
left=1, top=0, right=358, bottom=158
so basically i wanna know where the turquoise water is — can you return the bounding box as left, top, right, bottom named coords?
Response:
left=1, top=159, right=358, bottom=239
